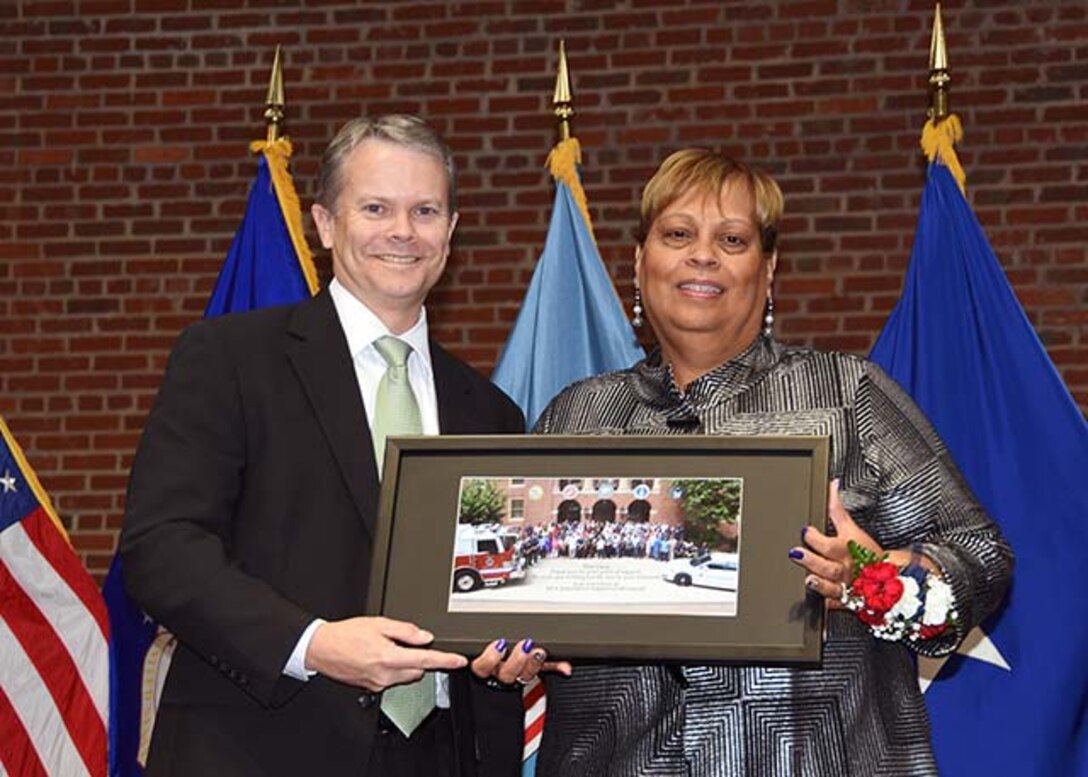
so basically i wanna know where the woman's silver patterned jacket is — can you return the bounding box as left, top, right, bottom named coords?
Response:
left=533, top=336, right=1012, bottom=777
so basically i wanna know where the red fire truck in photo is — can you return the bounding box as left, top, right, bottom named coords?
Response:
left=451, top=524, right=525, bottom=593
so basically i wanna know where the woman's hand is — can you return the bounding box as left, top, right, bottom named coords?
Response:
left=470, top=638, right=572, bottom=691
left=788, top=479, right=884, bottom=605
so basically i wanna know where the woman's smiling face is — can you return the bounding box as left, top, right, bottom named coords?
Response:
left=636, top=178, right=775, bottom=368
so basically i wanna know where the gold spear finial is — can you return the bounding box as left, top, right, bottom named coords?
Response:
left=553, top=40, right=573, bottom=142
left=920, top=1, right=965, bottom=190
left=928, top=3, right=950, bottom=121
left=264, top=45, right=285, bottom=143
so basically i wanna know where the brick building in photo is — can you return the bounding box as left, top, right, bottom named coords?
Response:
left=484, top=476, right=686, bottom=527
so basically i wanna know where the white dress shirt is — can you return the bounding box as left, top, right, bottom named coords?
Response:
left=284, top=278, right=449, bottom=706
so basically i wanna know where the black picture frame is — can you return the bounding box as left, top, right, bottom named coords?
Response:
left=367, top=434, right=829, bottom=665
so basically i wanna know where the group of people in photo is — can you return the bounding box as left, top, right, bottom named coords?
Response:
left=510, top=520, right=697, bottom=565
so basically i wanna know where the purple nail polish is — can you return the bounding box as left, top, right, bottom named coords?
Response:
left=495, top=638, right=508, bottom=653
left=788, top=549, right=804, bottom=560
left=521, top=638, right=535, bottom=653
left=800, top=526, right=808, bottom=542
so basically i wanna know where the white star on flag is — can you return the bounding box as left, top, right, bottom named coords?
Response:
left=918, top=625, right=1011, bottom=693
left=0, top=469, right=17, bottom=493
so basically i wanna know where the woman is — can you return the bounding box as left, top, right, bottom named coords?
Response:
left=533, top=149, right=1012, bottom=776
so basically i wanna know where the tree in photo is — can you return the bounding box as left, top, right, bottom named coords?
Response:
left=458, top=479, right=507, bottom=525
left=672, top=479, right=742, bottom=551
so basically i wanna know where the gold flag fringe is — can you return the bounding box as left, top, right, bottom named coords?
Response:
left=136, top=628, right=176, bottom=768
left=250, top=137, right=320, bottom=295
left=546, top=136, right=597, bottom=242
left=921, top=114, right=967, bottom=194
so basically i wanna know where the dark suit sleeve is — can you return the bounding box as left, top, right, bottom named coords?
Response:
left=120, top=320, right=312, bottom=707
left=458, top=672, right=523, bottom=777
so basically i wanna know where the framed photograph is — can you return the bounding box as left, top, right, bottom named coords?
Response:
left=367, top=435, right=830, bottom=665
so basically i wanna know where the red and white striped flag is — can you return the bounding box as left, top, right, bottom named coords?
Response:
left=0, top=414, right=110, bottom=777
left=522, top=675, right=546, bottom=774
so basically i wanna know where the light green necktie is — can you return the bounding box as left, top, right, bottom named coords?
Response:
left=371, top=335, right=434, bottom=736
left=371, top=336, right=423, bottom=474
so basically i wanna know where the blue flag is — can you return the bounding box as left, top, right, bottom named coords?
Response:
left=204, top=141, right=317, bottom=317
left=493, top=138, right=644, bottom=428
left=870, top=159, right=1088, bottom=776
left=493, top=136, right=643, bottom=777
left=104, top=138, right=318, bottom=776
left=101, top=560, right=157, bottom=775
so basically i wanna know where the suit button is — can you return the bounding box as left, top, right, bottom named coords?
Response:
left=357, top=691, right=379, bottom=709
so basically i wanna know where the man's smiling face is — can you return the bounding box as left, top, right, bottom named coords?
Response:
left=312, top=138, right=458, bottom=333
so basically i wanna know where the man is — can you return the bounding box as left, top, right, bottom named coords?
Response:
left=121, top=115, right=538, bottom=776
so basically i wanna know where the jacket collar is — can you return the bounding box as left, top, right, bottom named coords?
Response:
left=286, top=289, right=380, bottom=535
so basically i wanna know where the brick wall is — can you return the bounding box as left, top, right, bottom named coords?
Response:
left=1, top=0, right=1085, bottom=579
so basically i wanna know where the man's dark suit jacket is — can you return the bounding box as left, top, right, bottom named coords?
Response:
left=121, top=290, right=526, bottom=776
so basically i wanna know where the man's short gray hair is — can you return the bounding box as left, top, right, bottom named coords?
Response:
left=314, top=114, right=457, bottom=212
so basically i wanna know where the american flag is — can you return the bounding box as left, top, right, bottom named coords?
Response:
left=0, top=414, right=110, bottom=776
left=522, top=676, right=546, bottom=774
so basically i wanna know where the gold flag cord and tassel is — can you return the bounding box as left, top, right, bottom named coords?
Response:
left=249, top=136, right=319, bottom=295
left=921, top=2, right=966, bottom=194
left=546, top=136, right=596, bottom=240
left=921, top=114, right=966, bottom=194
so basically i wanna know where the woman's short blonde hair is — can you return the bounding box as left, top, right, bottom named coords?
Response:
left=636, top=149, right=784, bottom=255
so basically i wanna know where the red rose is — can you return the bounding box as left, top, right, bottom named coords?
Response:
left=863, top=562, right=899, bottom=585
left=851, top=562, right=904, bottom=616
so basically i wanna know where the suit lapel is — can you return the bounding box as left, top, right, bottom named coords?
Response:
left=431, top=342, right=474, bottom=434
left=285, top=290, right=380, bottom=535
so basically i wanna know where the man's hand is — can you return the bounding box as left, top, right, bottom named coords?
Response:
left=305, top=616, right=468, bottom=691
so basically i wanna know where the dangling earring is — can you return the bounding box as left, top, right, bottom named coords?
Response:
left=762, top=295, right=774, bottom=338
left=632, top=286, right=644, bottom=329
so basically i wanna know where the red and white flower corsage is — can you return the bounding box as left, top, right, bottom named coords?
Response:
left=839, top=541, right=957, bottom=642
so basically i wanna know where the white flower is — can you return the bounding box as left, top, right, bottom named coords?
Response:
left=922, top=577, right=954, bottom=625
left=888, top=575, right=922, bottom=621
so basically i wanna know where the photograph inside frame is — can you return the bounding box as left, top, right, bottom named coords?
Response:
left=447, top=475, right=744, bottom=617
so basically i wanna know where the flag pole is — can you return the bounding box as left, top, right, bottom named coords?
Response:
left=265, top=45, right=285, bottom=144
left=927, top=2, right=949, bottom=123
left=245, top=45, right=319, bottom=296
left=493, top=37, right=643, bottom=424
left=546, top=40, right=595, bottom=241
left=920, top=3, right=966, bottom=192
left=518, top=44, right=575, bottom=775
left=553, top=40, right=572, bottom=142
